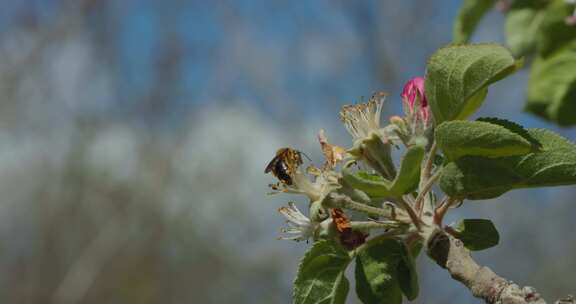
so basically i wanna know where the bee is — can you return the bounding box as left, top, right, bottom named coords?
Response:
left=265, top=147, right=304, bottom=185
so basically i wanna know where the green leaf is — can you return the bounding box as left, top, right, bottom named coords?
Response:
left=453, top=0, right=496, bottom=43
left=397, top=243, right=419, bottom=300
left=505, top=1, right=548, bottom=56
left=294, top=240, right=351, bottom=304
left=342, top=143, right=425, bottom=199
left=458, top=87, right=488, bottom=120
left=537, top=0, right=576, bottom=58
left=435, top=120, right=534, bottom=160
left=452, top=219, right=500, bottom=251
left=342, top=169, right=394, bottom=198
left=526, top=44, right=576, bottom=126
left=389, top=143, right=426, bottom=195
left=440, top=129, right=576, bottom=200
left=425, top=44, right=521, bottom=123
left=476, top=117, right=542, bottom=148
left=355, top=239, right=403, bottom=304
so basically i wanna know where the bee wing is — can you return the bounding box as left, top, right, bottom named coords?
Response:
left=264, top=156, right=278, bottom=173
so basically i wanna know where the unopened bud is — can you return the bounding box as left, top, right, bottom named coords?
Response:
left=401, top=76, right=432, bottom=132
left=401, top=77, right=427, bottom=112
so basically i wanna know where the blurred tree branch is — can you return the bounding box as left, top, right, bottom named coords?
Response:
left=428, top=230, right=575, bottom=304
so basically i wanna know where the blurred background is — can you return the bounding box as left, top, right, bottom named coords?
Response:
left=0, top=0, right=574, bottom=303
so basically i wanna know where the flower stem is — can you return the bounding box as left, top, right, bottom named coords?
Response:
left=397, top=197, right=422, bottom=230
left=421, top=140, right=437, bottom=183
left=434, top=196, right=459, bottom=225
left=328, top=193, right=408, bottom=221
left=350, top=220, right=402, bottom=230
left=415, top=167, right=442, bottom=216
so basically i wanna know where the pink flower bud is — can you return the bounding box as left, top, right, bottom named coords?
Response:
left=401, top=76, right=431, bottom=129
left=401, top=77, right=427, bottom=111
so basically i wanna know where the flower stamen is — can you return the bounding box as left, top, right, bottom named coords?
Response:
left=339, top=92, right=386, bottom=142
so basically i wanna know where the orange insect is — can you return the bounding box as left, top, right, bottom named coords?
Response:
left=331, top=208, right=352, bottom=233
left=331, top=208, right=368, bottom=250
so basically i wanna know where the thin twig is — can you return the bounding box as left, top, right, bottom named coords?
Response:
left=329, top=193, right=399, bottom=219
left=421, top=141, right=437, bottom=184
left=349, top=220, right=402, bottom=230
left=434, top=196, right=457, bottom=225
left=414, top=168, right=442, bottom=215
left=397, top=196, right=422, bottom=230
left=414, top=141, right=437, bottom=215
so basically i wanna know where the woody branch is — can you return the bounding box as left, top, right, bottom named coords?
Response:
left=427, top=230, right=575, bottom=304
